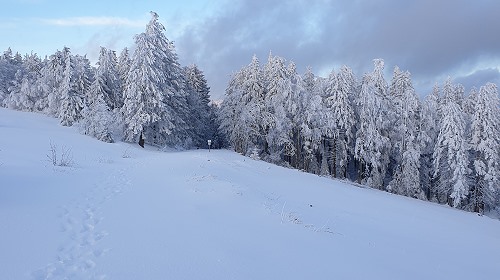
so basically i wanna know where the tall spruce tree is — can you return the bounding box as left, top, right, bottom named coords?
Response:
left=354, top=60, right=390, bottom=188
left=387, top=67, right=425, bottom=199
left=219, top=67, right=247, bottom=153
left=324, top=65, right=356, bottom=178
left=469, top=83, right=500, bottom=213
left=94, top=47, right=121, bottom=110
left=184, top=64, right=212, bottom=147
left=419, top=84, right=440, bottom=200
left=263, top=54, right=294, bottom=162
left=433, top=78, right=470, bottom=207
left=0, top=48, right=21, bottom=106
left=118, top=48, right=131, bottom=99
left=58, top=48, right=84, bottom=126
left=122, top=12, right=189, bottom=146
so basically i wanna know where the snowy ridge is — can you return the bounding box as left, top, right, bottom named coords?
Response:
left=1, top=107, right=499, bottom=280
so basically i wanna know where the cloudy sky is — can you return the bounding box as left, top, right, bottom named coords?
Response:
left=2, top=0, right=500, bottom=100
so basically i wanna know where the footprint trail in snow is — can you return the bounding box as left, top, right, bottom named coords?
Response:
left=31, top=165, right=133, bottom=280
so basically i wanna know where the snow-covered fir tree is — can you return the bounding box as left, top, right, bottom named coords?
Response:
left=0, top=48, right=22, bottom=106
left=286, top=64, right=307, bottom=169
left=300, top=68, right=324, bottom=174
left=184, top=64, right=212, bottom=147
left=241, top=55, right=267, bottom=154
left=469, top=83, right=500, bottom=213
left=419, top=84, right=440, bottom=200
left=58, top=48, right=85, bottom=126
left=219, top=55, right=266, bottom=154
left=78, top=54, right=116, bottom=143
left=282, top=61, right=302, bottom=164
left=319, top=69, right=338, bottom=176
left=354, top=61, right=390, bottom=189
left=4, top=55, right=41, bottom=111
left=94, top=47, right=122, bottom=110
left=45, top=48, right=69, bottom=117
left=219, top=67, right=247, bottom=153
left=323, top=65, right=356, bottom=178
left=263, top=53, right=294, bottom=162
left=79, top=93, right=114, bottom=143
left=117, top=47, right=131, bottom=99
left=387, top=67, right=425, bottom=199
left=433, top=78, right=470, bottom=207
left=122, top=12, right=190, bottom=146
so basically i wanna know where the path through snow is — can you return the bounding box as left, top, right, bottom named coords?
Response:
left=31, top=162, right=134, bottom=279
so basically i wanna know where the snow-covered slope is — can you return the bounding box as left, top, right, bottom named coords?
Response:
left=1, top=107, right=499, bottom=280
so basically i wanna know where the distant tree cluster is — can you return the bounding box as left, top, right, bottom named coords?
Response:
left=219, top=54, right=500, bottom=215
left=0, top=12, right=222, bottom=148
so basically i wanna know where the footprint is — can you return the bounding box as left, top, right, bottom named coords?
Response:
left=85, top=260, right=96, bottom=269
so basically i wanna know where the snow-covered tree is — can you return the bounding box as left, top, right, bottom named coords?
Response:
left=78, top=54, right=116, bottom=142
left=354, top=60, right=390, bottom=189
left=121, top=30, right=162, bottom=143
left=79, top=93, right=114, bottom=143
left=0, top=48, right=22, bottom=106
left=263, top=54, right=294, bottom=162
left=219, top=55, right=266, bottom=154
left=184, top=64, right=212, bottom=147
left=219, top=68, right=246, bottom=153
left=208, top=102, right=226, bottom=149
left=94, top=47, right=121, bottom=110
left=59, top=56, right=84, bottom=125
left=300, top=69, right=325, bottom=174
left=118, top=47, right=131, bottom=98
left=44, top=48, right=69, bottom=117
left=419, top=84, right=440, bottom=200
left=323, top=65, right=356, bottom=178
left=286, top=64, right=307, bottom=169
left=122, top=12, right=190, bottom=146
left=4, top=52, right=45, bottom=111
left=433, top=78, right=470, bottom=207
left=469, top=83, right=500, bottom=213
left=387, top=67, right=425, bottom=199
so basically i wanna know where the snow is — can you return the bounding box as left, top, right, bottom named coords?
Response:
left=1, top=107, right=499, bottom=279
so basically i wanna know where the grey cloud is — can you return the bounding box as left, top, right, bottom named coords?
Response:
left=174, top=0, right=500, bottom=99
left=456, top=68, right=500, bottom=92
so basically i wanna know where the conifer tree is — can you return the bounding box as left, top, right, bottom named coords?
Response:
left=219, top=67, right=248, bottom=153
left=184, top=64, right=212, bottom=147
left=286, top=64, right=306, bottom=169
left=387, top=67, right=425, bottom=199
left=219, top=55, right=266, bottom=154
left=0, top=48, right=23, bottom=106
left=419, top=84, right=440, bottom=200
left=118, top=47, right=131, bottom=98
left=354, top=61, right=390, bottom=189
left=122, top=12, right=189, bottom=146
left=469, top=83, right=500, bottom=213
left=94, top=47, right=121, bottom=110
left=58, top=48, right=84, bottom=126
left=433, top=78, right=470, bottom=207
left=80, top=93, right=114, bottom=143
left=263, top=54, right=294, bottom=161
left=324, top=65, right=356, bottom=178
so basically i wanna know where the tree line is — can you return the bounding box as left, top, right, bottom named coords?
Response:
left=1, top=12, right=498, bottom=216
left=0, top=12, right=223, bottom=149
left=218, top=54, right=500, bottom=215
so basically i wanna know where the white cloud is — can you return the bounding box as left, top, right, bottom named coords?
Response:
left=41, top=17, right=146, bottom=27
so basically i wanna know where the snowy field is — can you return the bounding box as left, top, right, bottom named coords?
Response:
left=1, top=107, right=499, bottom=280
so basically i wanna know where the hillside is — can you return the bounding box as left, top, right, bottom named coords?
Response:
left=1, top=107, right=499, bottom=280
